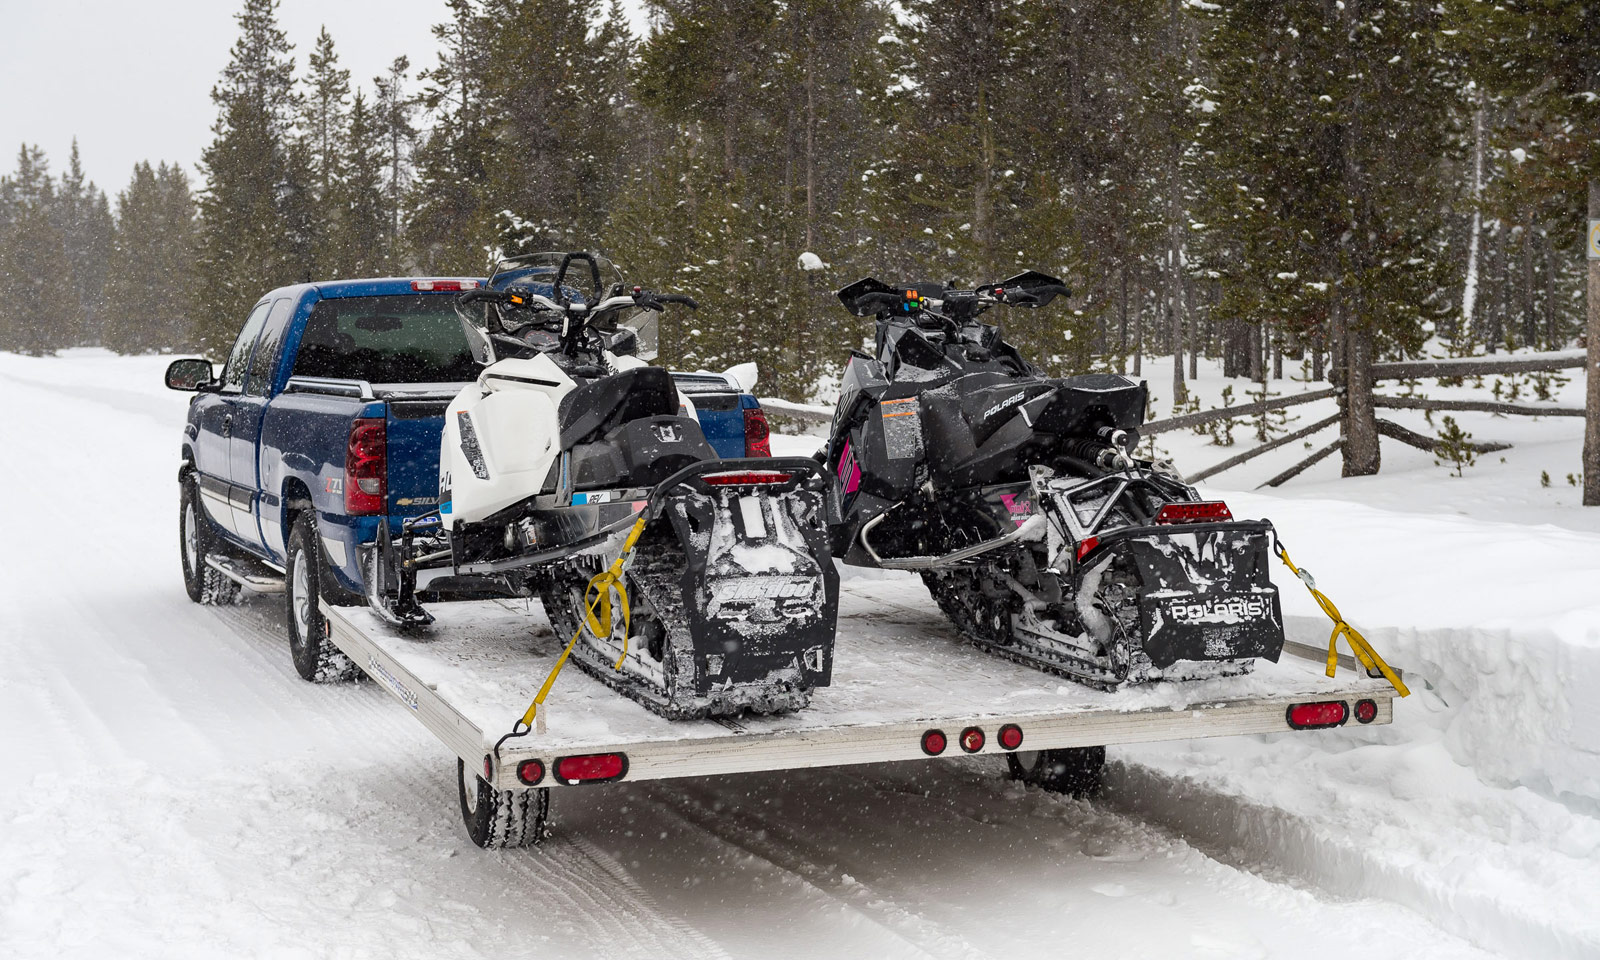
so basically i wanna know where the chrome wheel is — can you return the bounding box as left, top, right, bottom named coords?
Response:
left=184, top=502, right=200, bottom=573
left=292, top=549, right=312, bottom=643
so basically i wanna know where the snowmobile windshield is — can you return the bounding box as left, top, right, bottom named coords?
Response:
left=292, top=294, right=480, bottom=384
left=489, top=251, right=626, bottom=302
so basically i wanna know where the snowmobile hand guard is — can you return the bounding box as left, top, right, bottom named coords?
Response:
left=1271, top=535, right=1409, bottom=697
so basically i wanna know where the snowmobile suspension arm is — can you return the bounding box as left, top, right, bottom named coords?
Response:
left=859, top=508, right=1045, bottom=570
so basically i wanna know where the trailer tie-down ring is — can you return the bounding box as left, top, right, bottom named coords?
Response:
left=1272, top=536, right=1409, bottom=698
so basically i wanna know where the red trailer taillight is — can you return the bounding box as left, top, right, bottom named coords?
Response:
left=1286, top=701, right=1348, bottom=729
left=744, top=407, right=771, bottom=457
left=554, top=753, right=628, bottom=785
left=959, top=727, right=986, bottom=753
left=345, top=418, right=387, bottom=515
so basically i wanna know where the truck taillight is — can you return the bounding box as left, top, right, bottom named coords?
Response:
left=411, top=279, right=478, bottom=292
left=744, top=407, right=771, bottom=457
left=345, top=418, right=387, bottom=515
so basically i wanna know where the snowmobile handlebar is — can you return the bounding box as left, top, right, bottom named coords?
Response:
left=837, top=272, right=1071, bottom=319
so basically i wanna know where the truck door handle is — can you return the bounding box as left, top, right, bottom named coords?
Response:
left=222, top=414, right=233, bottom=437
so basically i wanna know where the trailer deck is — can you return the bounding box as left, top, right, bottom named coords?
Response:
left=323, top=577, right=1396, bottom=792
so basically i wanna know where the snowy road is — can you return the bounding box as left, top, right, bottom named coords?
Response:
left=0, top=352, right=1588, bottom=958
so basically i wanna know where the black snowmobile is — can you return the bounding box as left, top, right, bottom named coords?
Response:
left=823, top=273, right=1285, bottom=689
left=373, top=252, right=838, bottom=719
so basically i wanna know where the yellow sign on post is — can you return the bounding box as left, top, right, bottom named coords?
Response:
left=1589, top=219, right=1600, bottom=259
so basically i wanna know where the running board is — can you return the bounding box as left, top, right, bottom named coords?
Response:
left=205, top=555, right=285, bottom=594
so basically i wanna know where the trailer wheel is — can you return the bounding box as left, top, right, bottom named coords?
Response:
left=285, top=513, right=359, bottom=683
left=180, top=473, right=240, bottom=605
left=1007, top=746, right=1106, bottom=798
left=458, top=758, right=550, bottom=849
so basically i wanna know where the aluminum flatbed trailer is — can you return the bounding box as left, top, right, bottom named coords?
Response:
left=321, top=578, right=1399, bottom=848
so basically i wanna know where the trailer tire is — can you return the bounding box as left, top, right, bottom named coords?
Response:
left=458, top=758, right=550, bottom=849
left=1007, top=746, right=1105, bottom=798
left=286, top=513, right=359, bottom=683
left=180, top=472, right=240, bottom=605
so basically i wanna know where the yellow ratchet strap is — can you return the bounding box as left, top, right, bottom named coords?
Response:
left=518, top=514, right=650, bottom=732
left=1272, top=538, right=1409, bottom=697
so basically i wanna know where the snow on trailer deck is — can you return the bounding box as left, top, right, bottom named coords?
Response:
left=324, top=577, right=1395, bottom=791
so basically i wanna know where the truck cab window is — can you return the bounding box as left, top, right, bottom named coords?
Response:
left=220, top=301, right=273, bottom=393
left=244, top=298, right=297, bottom=396
left=292, top=294, right=479, bottom=384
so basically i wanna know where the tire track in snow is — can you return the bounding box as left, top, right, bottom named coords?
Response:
left=389, top=769, right=730, bottom=960
left=635, top=779, right=997, bottom=960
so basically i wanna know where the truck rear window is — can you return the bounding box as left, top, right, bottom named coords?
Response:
left=292, top=295, right=479, bottom=383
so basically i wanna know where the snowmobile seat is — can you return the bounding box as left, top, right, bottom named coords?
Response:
left=1034, top=374, right=1147, bottom=437
left=558, top=366, right=680, bottom=450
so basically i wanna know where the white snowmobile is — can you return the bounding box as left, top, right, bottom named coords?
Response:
left=369, top=253, right=838, bottom=719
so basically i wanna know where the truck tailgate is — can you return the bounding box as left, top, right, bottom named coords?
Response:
left=386, top=397, right=452, bottom=515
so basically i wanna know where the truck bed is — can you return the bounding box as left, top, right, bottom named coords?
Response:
left=323, top=577, right=1396, bottom=791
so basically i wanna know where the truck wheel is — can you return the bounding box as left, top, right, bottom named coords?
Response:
left=1007, top=746, right=1106, bottom=798
left=458, top=758, right=550, bottom=849
left=180, top=473, right=240, bottom=605
left=285, top=513, right=359, bottom=683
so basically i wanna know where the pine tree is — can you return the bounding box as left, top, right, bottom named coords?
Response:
left=408, top=0, right=496, bottom=274
left=56, top=140, right=113, bottom=346
left=103, top=162, right=199, bottom=353
left=329, top=91, right=391, bottom=277
left=0, top=145, right=78, bottom=355
left=623, top=0, right=891, bottom=395
left=194, top=0, right=306, bottom=352
left=302, top=26, right=352, bottom=275
left=1195, top=0, right=1457, bottom=476
left=476, top=0, right=629, bottom=253
left=373, top=56, right=417, bottom=265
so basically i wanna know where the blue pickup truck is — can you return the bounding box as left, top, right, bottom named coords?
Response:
left=166, top=277, right=769, bottom=682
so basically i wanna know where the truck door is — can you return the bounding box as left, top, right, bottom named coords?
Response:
left=229, top=296, right=296, bottom=549
left=198, top=299, right=272, bottom=540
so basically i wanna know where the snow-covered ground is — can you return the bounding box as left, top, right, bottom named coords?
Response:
left=2, top=349, right=1596, bottom=958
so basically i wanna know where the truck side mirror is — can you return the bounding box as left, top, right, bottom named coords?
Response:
left=165, top=358, right=216, bottom=392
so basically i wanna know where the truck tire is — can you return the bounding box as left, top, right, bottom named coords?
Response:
left=458, top=758, right=550, bottom=849
left=285, top=513, right=359, bottom=682
left=180, top=473, right=240, bottom=605
left=1007, top=746, right=1106, bottom=798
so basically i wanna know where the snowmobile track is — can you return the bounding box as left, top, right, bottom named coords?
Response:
left=545, top=545, right=810, bottom=721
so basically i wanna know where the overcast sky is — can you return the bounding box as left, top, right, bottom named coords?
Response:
left=0, top=0, right=650, bottom=199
